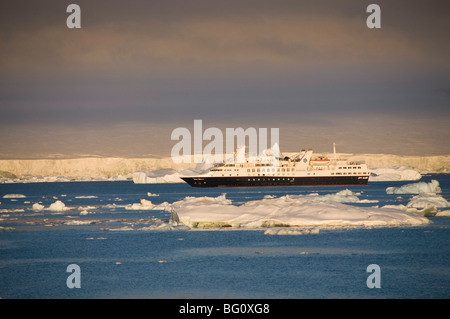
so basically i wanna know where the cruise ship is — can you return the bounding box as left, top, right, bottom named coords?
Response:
left=181, top=144, right=370, bottom=188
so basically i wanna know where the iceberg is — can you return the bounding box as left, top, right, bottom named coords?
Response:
left=406, top=193, right=449, bottom=209
left=383, top=193, right=449, bottom=217
left=48, top=200, right=69, bottom=211
left=169, top=193, right=430, bottom=229
left=132, top=169, right=183, bottom=184
left=32, top=203, right=45, bottom=211
left=125, top=199, right=154, bottom=210
left=369, top=167, right=422, bottom=182
left=386, top=180, right=442, bottom=194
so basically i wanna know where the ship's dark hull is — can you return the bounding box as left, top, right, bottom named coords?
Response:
left=182, top=175, right=369, bottom=188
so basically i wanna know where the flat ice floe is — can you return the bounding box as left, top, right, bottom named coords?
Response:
left=2, top=194, right=27, bottom=198
left=170, top=193, right=430, bottom=229
left=369, top=166, right=422, bottom=181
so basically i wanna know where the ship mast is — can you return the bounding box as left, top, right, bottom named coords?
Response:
left=333, top=143, right=337, bottom=161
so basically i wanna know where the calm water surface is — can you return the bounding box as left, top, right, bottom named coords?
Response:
left=1, top=175, right=449, bottom=298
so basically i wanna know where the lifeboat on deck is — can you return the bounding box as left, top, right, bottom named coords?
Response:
left=310, top=157, right=330, bottom=165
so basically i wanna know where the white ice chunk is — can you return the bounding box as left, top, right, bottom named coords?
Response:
left=32, top=203, right=45, bottom=211
left=147, top=192, right=159, bottom=197
left=125, top=199, right=154, bottom=210
left=3, top=194, right=26, bottom=198
left=171, top=194, right=429, bottom=229
left=264, top=228, right=320, bottom=236
left=369, top=166, right=421, bottom=181
left=435, top=210, right=450, bottom=217
left=75, top=196, right=98, bottom=199
left=310, top=189, right=378, bottom=203
left=386, top=180, right=442, bottom=194
left=48, top=200, right=69, bottom=211
left=406, top=193, right=449, bottom=209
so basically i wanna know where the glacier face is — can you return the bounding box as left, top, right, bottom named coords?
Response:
left=0, top=154, right=448, bottom=183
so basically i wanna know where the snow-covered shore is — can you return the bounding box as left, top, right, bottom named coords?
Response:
left=0, top=154, right=448, bottom=183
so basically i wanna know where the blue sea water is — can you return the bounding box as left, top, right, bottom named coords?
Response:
left=0, top=175, right=449, bottom=299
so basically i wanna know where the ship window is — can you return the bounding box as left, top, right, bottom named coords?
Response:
left=257, top=168, right=260, bottom=172
left=252, top=168, right=255, bottom=172
left=338, top=167, right=342, bottom=169
left=247, top=169, right=250, bottom=172
left=331, top=172, right=334, bottom=175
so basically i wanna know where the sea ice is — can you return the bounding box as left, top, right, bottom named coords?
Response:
left=2, top=194, right=26, bottom=198
left=436, top=210, right=450, bottom=217
left=310, top=189, right=378, bottom=203
left=369, top=167, right=421, bottom=182
left=32, top=203, right=45, bottom=211
left=75, top=196, right=98, bottom=199
left=381, top=204, right=437, bottom=217
left=125, top=199, right=154, bottom=210
left=147, top=192, right=159, bottom=197
left=132, top=170, right=183, bottom=184
left=406, top=193, right=449, bottom=209
left=264, top=228, right=320, bottom=236
left=170, top=193, right=430, bottom=229
left=386, top=180, right=441, bottom=194
left=47, top=200, right=69, bottom=211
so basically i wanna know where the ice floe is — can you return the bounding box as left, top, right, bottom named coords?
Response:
left=125, top=199, right=155, bottom=210
left=2, top=194, right=27, bottom=198
left=406, top=193, right=449, bottom=209
left=32, top=203, right=45, bottom=211
left=369, top=167, right=422, bottom=182
left=147, top=192, right=159, bottom=197
left=47, top=200, right=69, bottom=211
left=169, top=193, right=430, bottom=229
left=132, top=169, right=183, bottom=184
left=309, top=189, right=378, bottom=203
left=264, top=228, right=320, bottom=236
left=382, top=192, right=449, bottom=217
left=386, top=180, right=441, bottom=194
left=75, top=196, right=98, bottom=199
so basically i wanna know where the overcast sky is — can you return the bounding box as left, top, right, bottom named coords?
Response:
left=0, top=0, right=449, bottom=158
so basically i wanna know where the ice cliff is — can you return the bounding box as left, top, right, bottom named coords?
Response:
left=0, top=154, right=448, bottom=183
